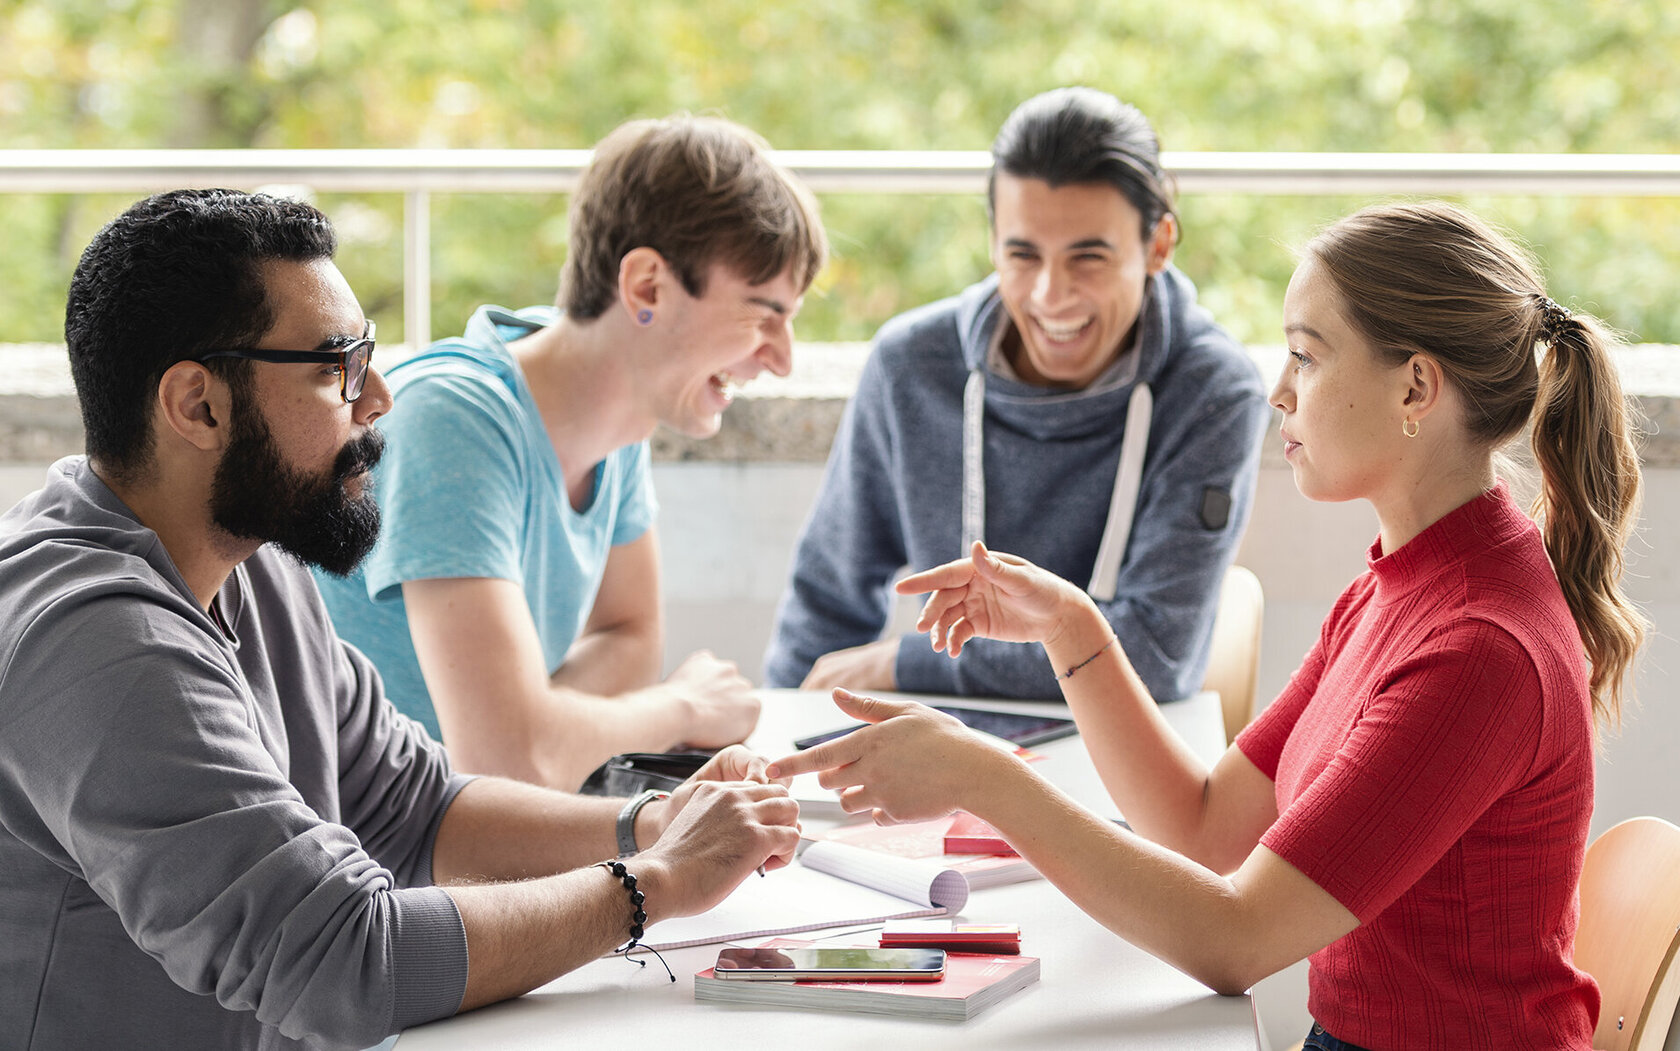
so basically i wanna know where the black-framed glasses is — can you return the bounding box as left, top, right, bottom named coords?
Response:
left=197, top=320, right=376, bottom=403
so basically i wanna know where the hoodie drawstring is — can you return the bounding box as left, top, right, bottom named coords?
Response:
left=961, top=369, right=1151, bottom=603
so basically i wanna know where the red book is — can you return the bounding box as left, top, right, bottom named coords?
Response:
left=879, top=919, right=1021, bottom=955
left=943, top=811, right=1017, bottom=856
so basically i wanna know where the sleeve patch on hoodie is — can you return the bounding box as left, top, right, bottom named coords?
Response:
left=1200, top=487, right=1232, bottom=531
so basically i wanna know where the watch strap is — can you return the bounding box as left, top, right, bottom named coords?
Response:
left=616, top=788, right=668, bottom=857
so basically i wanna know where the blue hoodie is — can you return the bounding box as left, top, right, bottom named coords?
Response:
left=764, top=267, right=1270, bottom=701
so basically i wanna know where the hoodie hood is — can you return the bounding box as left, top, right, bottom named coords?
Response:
left=951, top=267, right=1196, bottom=442
left=0, top=457, right=224, bottom=636
left=1, top=457, right=162, bottom=565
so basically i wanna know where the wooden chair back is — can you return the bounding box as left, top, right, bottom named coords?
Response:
left=1575, top=816, right=1680, bottom=1051
left=1201, top=565, right=1264, bottom=745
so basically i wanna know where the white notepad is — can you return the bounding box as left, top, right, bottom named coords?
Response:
left=635, top=840, right=970, bottom=952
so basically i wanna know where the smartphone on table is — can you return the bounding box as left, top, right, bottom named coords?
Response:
left=711, top=946, right=947, bottom=981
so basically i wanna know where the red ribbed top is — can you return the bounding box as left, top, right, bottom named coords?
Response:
left=1237, top=484, right=1598, bottom=1049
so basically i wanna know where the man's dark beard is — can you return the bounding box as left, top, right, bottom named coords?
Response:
left=210, top=397, right=384, bottom=577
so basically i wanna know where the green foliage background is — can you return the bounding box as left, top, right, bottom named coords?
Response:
left=2, top=0, right=1677, bottom=348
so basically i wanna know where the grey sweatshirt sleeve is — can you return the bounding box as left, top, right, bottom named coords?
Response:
left=764, top=350, right=911, bottom=686
left=895, top=384, right=1273, bottom=702
left=331, top=636, right=474, bottom=889
left=0, top=589, right=468, bottom=1049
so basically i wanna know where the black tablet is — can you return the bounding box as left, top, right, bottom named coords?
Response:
left=792, top=704, right=1077, bottom=750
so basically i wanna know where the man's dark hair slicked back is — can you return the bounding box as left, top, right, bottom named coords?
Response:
left=988, top=87, right=1177, bottom=241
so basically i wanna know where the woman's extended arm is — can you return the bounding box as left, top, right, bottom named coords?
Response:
left=768, top=691, right=1356, bottom=994
left=894, top=542, right=1277, bottom=871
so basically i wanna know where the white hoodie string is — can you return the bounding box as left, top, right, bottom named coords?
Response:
left=960, top=370, right=988, bottom=555
left=1087, top=383, right=1152, bottom=602
left=961, top=371, right=1152, bottom=603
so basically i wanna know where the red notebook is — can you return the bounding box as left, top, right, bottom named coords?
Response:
left=879, top=919, right=1021, bottom=955
left=943, top=811, right=1017, bottom=856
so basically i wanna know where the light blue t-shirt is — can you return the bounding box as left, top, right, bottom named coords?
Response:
left=315, top=305, right=657, bottom=738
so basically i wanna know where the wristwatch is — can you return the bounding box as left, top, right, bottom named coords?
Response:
left=616, top=788, right=669, bottom=857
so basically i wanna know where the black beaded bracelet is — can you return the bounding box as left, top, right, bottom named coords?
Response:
left=595, top=859, right=648, bottom=941
left=594, top=860, right=674, bottom=981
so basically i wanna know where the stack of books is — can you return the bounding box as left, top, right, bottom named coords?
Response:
left=694, top=938, right=1041, bottom=1021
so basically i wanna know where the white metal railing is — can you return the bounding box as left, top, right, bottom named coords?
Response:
left=4, top=149, right=1678, bottom=347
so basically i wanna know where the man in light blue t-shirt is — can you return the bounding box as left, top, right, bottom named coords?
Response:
left=317, top=116, right=827, bottom=791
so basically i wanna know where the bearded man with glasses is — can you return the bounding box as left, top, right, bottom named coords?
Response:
left=0, top=189, right=799, bottom=1051
left=194, top=320, right=382, bottom=577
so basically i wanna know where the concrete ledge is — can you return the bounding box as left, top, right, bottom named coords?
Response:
left=649, top=343, right=871, bottom=463
left=5, top=341, right=1677, bottom=467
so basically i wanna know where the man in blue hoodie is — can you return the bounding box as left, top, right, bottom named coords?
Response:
left=765, top=88, right=1270, bottom=702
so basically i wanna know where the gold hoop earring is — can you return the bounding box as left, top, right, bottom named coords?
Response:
left=1402, top=418, right=1420, bottom=438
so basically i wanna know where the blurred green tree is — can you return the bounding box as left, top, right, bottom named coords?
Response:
left=1, top=0, right=1676, bottom=347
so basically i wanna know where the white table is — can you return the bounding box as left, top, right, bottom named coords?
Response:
left=397, top=690, right=1259, bottom=1050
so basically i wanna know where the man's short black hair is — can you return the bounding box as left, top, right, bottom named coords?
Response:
left=64, top=188, right=337, bottom=481
left=987, top=87, right=1178, bottom=241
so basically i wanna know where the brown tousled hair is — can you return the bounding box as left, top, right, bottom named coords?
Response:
left=1305, top=200, right=1645, bottom=725
left=559, top=115, right=827, bottom=321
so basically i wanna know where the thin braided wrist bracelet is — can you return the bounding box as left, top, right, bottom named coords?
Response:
left=594, top=859, right=674, bottom=981
left=1056, top=636, right=1118, bottom=680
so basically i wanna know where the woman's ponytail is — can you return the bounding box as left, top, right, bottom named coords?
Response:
left=1529, top=307, right=1647, bottom=725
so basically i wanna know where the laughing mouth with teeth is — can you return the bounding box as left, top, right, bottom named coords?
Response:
left=1036, top=318, right=1092, bottom=343
left=710, top=372, right=742, bottom=402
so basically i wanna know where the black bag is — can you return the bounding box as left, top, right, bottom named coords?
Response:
left=577, top=751, right=714, bottom=797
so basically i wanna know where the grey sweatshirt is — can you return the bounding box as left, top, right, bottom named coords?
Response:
left=0, top=458, right=472, bottom=1050
left=764, top=268, right=1270, bottom=701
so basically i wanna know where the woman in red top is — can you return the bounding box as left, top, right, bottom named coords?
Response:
left=769, top=201, right=1646, bottom=1050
